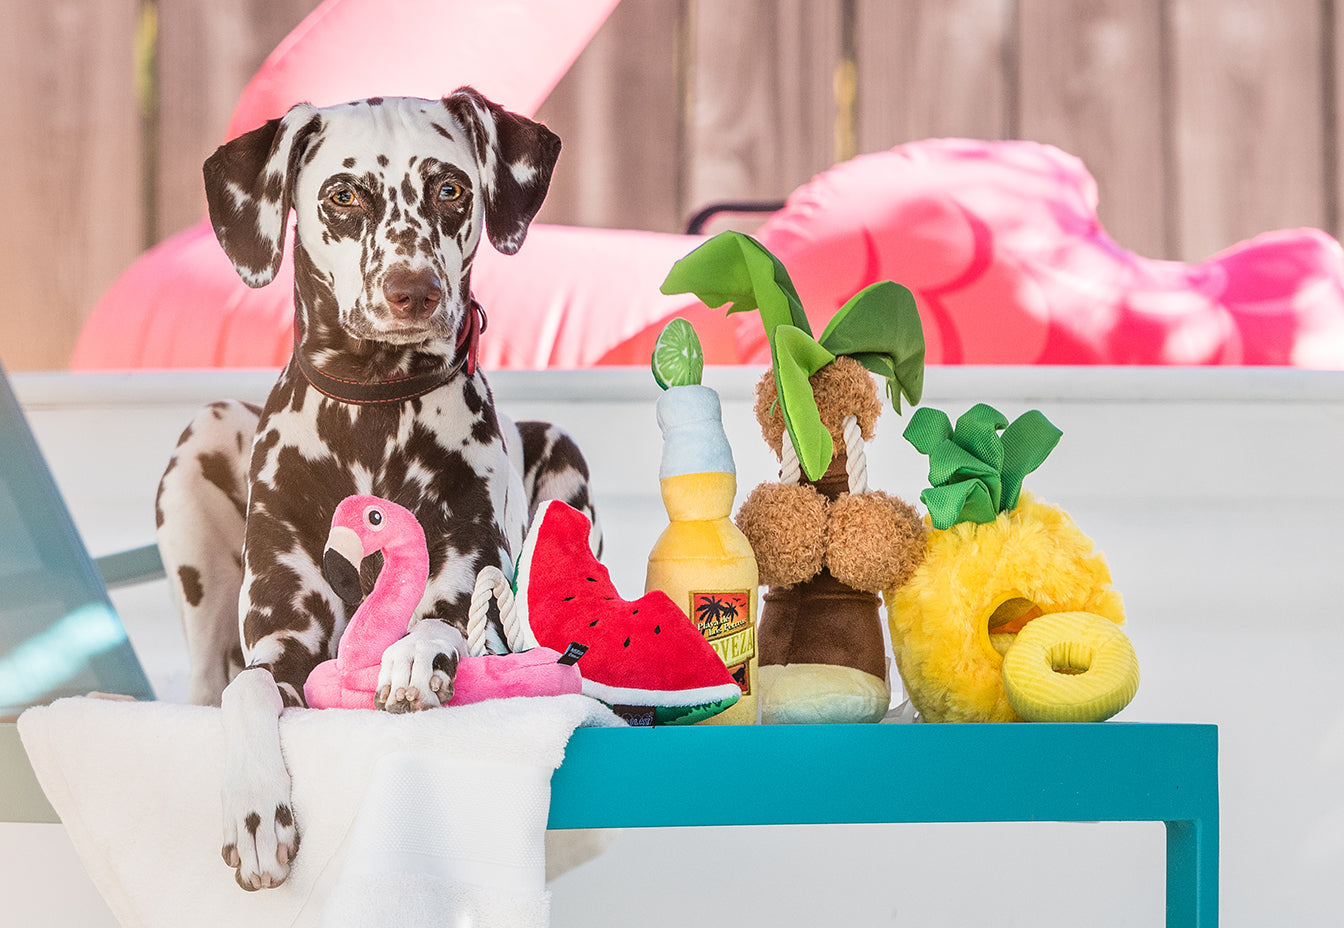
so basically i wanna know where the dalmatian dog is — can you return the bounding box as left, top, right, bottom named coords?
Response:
left=155, top=88, right=598, bottom=891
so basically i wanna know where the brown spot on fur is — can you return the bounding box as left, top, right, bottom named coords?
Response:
left=178, top=565, right=205, bottom=607
left=197, top=451, right=247, bottom=518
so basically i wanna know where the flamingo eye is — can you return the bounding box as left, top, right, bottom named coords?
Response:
left=364, top=507, right=385, bottom=530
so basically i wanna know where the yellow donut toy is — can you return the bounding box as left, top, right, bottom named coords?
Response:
left=1001, top=611, right=1139, bottom=722
left=886, top=404, right=1136, bottom=723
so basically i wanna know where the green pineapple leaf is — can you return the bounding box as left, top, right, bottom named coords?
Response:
left=906, top=403, right=1062, bottom=529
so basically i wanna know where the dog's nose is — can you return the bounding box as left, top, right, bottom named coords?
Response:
left=382, top=267, right=443, bottom=320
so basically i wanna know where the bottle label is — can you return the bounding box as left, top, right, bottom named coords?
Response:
left=690, top=590, right=754, bottom=696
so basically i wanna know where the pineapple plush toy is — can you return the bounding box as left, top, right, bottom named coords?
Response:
left=661, top=232, right=927, bottom=724
left=887, top=404, right=1140, bottom=723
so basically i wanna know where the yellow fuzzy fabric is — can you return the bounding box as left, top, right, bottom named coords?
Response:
left=885, top=493, right=1124, bottom=723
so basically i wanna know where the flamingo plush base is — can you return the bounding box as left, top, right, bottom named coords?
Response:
left=304, top=648, right=582, bottom=711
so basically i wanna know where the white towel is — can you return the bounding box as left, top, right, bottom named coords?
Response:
left=18, top=694, right=621, bottom=928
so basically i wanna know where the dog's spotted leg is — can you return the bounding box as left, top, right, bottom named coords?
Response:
left=515, top=420, right=602, bottom=556
left=157, top=400, right=259, bottom=705
left=376, top=619, right=467, bottom=712
left=219, top=667, right=300, bottom=890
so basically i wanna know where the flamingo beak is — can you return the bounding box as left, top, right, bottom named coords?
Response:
left=323, top=524, right=366, bottom=605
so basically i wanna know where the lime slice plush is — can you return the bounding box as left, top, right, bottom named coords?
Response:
left=651, top=317, right=704, bottom=389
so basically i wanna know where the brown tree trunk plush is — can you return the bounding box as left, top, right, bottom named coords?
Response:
left=756, top=452, right=891, bottom=724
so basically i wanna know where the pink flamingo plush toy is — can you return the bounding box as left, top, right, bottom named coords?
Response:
left=304, top=494, right=581, bottom=710
left=304, top=496, right=444, bottom=710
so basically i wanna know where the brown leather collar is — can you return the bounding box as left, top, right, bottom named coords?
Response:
left=294, top=300, right=487, bottom=405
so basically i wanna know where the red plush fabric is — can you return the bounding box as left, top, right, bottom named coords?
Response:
left=515, top=501, right=740, bottom=719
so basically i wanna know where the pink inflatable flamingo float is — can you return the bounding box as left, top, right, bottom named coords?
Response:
left=304, top=495, right=580, bottom=710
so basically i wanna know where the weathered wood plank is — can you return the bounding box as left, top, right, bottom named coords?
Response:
left=154, top=0, right=323, bottom=241
left=1333, top=0, right=1344, bottom=245
left=0, top=0, right=143, bottom=371
left=684, top=0, right=843, bottom=222
left=855, top=0, right=1012, bottom=151
left=534, top=0, right=685, bottom=233
left=1169, top=0, right=1329, bottom=260
left=1017, top=0, right=1169, bottom=258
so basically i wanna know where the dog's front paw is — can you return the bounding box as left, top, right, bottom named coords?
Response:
left=221, top=797, right=300, bottom=891
left=221, top=743, right=299, bottom=890
left=219, top=667, right=299, bottom=890
left=376, top=619, right=465, bottom=713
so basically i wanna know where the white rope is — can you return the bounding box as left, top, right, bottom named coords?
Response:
left=779, top=434, right=802, bottom=484
left=467, top=565, right=525, bottom=656
left=843, top=414, right=869, bottom=495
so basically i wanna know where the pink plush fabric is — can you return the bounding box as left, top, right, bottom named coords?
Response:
left=447, top=648, right=582, bottom=707
left=304, top=495, right=583, bottom=710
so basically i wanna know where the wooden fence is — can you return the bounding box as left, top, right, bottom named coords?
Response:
left=3, top=0, right=1341, bottom=370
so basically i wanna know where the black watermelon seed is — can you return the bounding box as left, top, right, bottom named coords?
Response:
left=654, top=625, right=661, bottom=634
left=563, top=596, right=575, bottom=601
left=589, top=619, right=599, bottom=627
left=623, top=637, right=631, bottom=647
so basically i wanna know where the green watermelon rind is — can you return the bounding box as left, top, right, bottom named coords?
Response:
left=581, top=678, right=741, bottom=722
left=514, top=500, right=741, bottom=722
left=653, top=695, right=741, bottom=726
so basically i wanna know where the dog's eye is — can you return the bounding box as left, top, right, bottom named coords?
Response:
left=438, top=182, right=463, bottom=202
left=329, top=187, right=360, bottom=208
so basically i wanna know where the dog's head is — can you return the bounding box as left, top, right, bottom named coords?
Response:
left=203, top=88, right=559, bottom=352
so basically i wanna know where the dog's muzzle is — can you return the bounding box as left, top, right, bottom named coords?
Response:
left=382, top=266, right=443, bottom=323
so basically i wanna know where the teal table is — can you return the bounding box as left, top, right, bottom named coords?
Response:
left=4, top=721, right=1217, bottom=926
left=550, top=723, right=1218, bottom=927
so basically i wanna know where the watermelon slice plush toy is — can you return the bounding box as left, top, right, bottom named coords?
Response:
left=515, top=500, right=741, bottom=724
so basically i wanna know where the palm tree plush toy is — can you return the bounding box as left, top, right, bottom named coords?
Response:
left=662, top=231, right=928, bottom=724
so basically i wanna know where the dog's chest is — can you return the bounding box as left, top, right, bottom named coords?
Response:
left=249, top=370, right=509, bottom=538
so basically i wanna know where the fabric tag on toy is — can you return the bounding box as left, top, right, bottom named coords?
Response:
left=556, top=642, right=589, bottom=666
left=613, top=705, right=656, bottom=727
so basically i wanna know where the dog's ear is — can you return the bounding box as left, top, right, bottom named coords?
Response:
left=203, top=103, right=322, bottom=287
left=442, top=87, right=561, bottom=256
